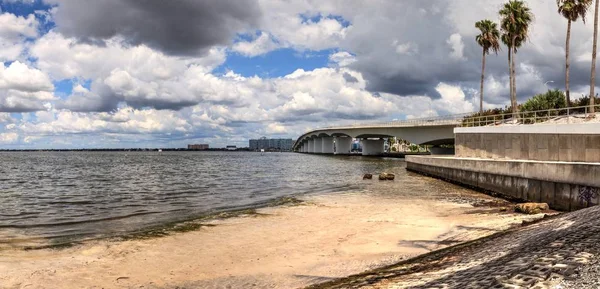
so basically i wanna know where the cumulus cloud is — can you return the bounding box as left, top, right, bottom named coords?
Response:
left=248, top=0, right=590, bottom=103
left=0, top=61, right=53, bottom=91
left=232, top=32, right=281, bottom=57
left=0, top=131, right=18, bottom=143
left=18, top=107, right=191, bottom=136
left=0, top=12, right=38, bottom=60
left=393, top=41, right=419, bottom=56
left=0, top=113, right=12, bottom=123
left=31, top=32, right=227, bottom=81
left=447, top=33, right=466, bottom=61
left=0, top=61, right=55, bottom=112
left=329, top=51, right=356, bottom=67
left=44, top=0, right=262, bottom=56
left=3, top=0, right=599, bottom=148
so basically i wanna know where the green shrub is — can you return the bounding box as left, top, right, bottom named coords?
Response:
left=520, top=90, right=567, bottom=112
left=571, top=95, right=600, bottom=113
left=409, top=144, right=419, bottom=152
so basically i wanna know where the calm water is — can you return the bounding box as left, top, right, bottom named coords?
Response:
left=0, top=151, right=446, bottom=248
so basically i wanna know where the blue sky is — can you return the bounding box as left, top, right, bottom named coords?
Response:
left=0, top=0, right=583, bottom=148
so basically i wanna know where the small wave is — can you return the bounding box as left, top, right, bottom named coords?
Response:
left=46, top=200, right=94, bottom=205
left=0, top=211, right=39, bottom=217
left=0, top=211, right=160, bottom=229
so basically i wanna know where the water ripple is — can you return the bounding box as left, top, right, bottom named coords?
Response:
left=0, top=151, right=408, bottom=247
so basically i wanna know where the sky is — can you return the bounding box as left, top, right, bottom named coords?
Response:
left=0, top=0, right=597, bottom=149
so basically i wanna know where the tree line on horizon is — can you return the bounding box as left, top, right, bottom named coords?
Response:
left=475, top=0, right=599, bottom=116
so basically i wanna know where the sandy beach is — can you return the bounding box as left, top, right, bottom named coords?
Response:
left=0, top=182, right=548, bottom=289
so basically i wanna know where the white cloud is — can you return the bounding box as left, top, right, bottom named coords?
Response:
left=232, top=32, right=281, bottom=57
left=4, top=0, right=593, bottom=148
left=0, top=12, right=38, bottom=61
left=447, top=33, right=466, bottom=61
left=0, top=61, right=55, bottom=112
left=0, top=132, right=18, bottom=143
left=0, top=13, right=37, bottom=39
left=329, top=51, right=356, bottom=67
left=18, top=107, right=191, bottom=136
left=433, top=82, right=475, bottom=113
left=31, top=32, right=226, bottom=81
left=0, top=61, right=53, bottom=92
left=0, top=113, right=12, bottom=123
left=255, top=2, right=351, bottom=52
left=266, top=122, right=287, bottom=134
left=393, top=40, right=418, bottom=55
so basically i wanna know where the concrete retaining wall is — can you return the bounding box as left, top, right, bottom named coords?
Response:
left=455, top=124, right=600, bottom=162
left=406, top=156, right=600, bottom=211
left=455, top=133, right=600, bottom=162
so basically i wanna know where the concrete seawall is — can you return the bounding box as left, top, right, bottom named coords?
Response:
left=455, top=123, right=600, bottom=162
left=406, top=156, right=600, bottom=211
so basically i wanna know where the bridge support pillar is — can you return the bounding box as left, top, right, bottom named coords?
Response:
left=308, top=139, right=315, bottom=153
left=360, top=139, right=385, bottom=156
left=334, top=137, right=353, bottom=155
left=321, top=137, right=334, bottom=154
left=314, top=138, right=323, bottom=154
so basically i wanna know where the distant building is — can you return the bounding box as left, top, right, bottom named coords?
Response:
left=188, top=144, right=209, bottom=150
left=249, top=137, right=294, bottom=151
left=226, top=145, right=237, bottom=151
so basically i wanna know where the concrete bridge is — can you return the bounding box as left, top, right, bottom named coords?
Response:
left=293, top=115, right=467, bottom=155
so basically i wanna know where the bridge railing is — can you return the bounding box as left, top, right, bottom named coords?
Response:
left=296, top=105, right=600, bottom=146
left=460, top=104, right=600, bottom=127
left=317, top=113, right=470, bottom=130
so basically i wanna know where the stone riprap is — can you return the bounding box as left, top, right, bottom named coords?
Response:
left=311, top=205, right=600, bottom=289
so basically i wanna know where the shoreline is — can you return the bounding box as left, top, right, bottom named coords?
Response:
left=0, top=185, right=551, bottom=289
left=2, top=195, right=307, bottom=251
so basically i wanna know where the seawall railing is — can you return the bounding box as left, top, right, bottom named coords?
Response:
left=460, top=104, right=600, bottom=127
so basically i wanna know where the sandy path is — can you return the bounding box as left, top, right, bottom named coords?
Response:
left=0, top=192, right=542, bottom=289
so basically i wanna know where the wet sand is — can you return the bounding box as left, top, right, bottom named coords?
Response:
left=0, top=190, right=546, bottom=289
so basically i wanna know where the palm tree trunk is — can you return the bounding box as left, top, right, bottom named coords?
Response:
left=480, top=48, right=486, bottom=114
left=508, top=48, right=514, bottom=116
left=510, top=37, right=518, bottom=116
left=566, top=19, right=572, bottom=107
left=591, top=0, right=599, bottom=116
left=512, top=46, right=517, bottom=112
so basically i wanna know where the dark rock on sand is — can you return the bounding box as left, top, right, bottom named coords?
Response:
left=363, top=174, right=373, bottom=180
left=515, top=203, right=549, bottom=214
left=378, top=173, right=395, bottom=181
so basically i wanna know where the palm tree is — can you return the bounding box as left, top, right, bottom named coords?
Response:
left=501, top=33, right=523, bottom=114
left=558, top=0, right=593, bottom=107
left=499, top=0, right=534, bottom=116
left=590, top=0, right=599, bottom=116
left=475, top=20, right=501, bottom=113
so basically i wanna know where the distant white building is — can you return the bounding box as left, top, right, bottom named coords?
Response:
left=249, top=137, right=294, bottom=151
